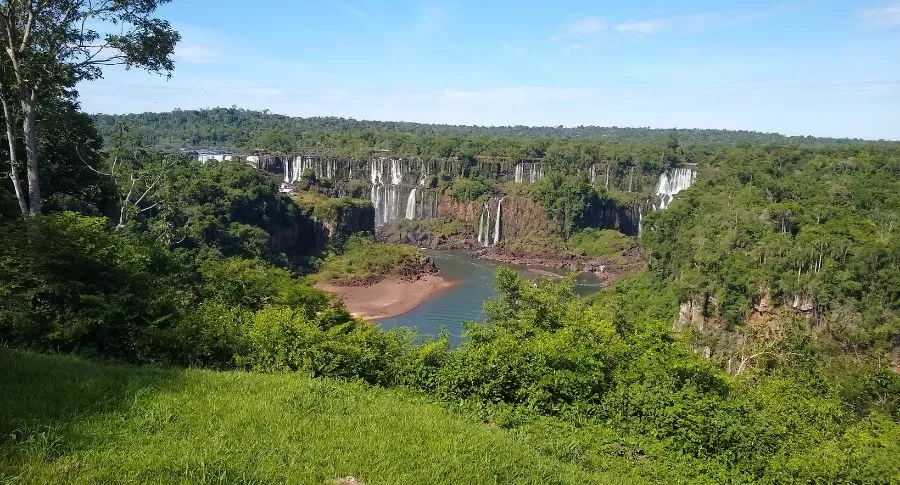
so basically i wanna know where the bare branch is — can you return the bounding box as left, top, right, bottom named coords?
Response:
left=75, top=140, right=111, bottom=176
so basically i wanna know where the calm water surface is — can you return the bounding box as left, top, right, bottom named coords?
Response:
left=377, top=250, right=603, bottom=344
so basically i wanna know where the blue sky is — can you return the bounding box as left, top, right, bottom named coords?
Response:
left=78, top=0, right=900, bottom=139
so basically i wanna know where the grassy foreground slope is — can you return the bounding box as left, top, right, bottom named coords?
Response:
left=0, top=349, right=603, bottom=485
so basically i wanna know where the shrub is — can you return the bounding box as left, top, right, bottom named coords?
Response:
left=450, top=177, right=492, bottom=202
left=567, top=228, right=636, bottom=257
left=317, top=235, right=430, bottom=285
left=240, top=306, right=414, bottom=385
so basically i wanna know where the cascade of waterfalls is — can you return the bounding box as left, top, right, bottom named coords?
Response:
left=513, top=162, right=543, bottom=184
left=368, top=158, right=435, bottom=226
left=655, top=167, right=697, bottom=210
left=262, top=155, right=438, bottom=226
left=492, top=197, right=504, bottom=246
left=637, top=166, right=698, bottom=238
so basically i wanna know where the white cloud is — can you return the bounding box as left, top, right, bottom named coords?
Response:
left=566, top=16, right=607, bottom=35
left=858, top=3, right=900, bottom=28
left=565, top=9, right=770, bottom=40
left=615, top=19, right=667, bottom=35
left=174, top=43, right=222, bottom=64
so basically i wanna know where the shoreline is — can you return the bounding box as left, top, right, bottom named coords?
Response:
left=315, top=274, right=458, bottom=320
left=474, top=248, right=644, bottom=285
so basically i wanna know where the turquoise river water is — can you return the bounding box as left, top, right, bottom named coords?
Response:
left=377, top=250, right=603, bottom=344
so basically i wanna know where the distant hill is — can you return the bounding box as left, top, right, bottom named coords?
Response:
left=91, top=108, right=894, bottom=152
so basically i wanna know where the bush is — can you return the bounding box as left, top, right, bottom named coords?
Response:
left=434, top=268, right=623, bottom=416
left=567, top=228, right=636, bottom=257
left=0, top=213, right=184, bottom=360
left=317, top=235, right=431, bottom=285
left=240, top=305, right=415, bottom=385
left=450, top=177, right=493, bottom=202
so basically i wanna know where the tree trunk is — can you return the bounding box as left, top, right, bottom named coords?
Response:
left=20, top=90, right=40, bottom=215
left=1, top=93, right=27, bottom=215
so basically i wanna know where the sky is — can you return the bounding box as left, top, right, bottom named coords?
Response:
left=78, top=0, right=900, bottom=140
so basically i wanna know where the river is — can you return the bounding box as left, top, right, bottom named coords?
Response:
left=376, top=250, right=603, bottom=344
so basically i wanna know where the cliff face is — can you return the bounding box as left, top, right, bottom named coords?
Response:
left=585, top=203, right=641, bottom=237
left=318, top=201, right=375, bottom=248
left=389, top=191, right=646, bottom=249
left=431, top=193, right=555, bottom=247
left=269, top=210, right=321, bottom=263
left=247, top=155, right=285, bottom=175
left=674, top=288, right=822, bottom=374
left=276, top=196, right=376, bottom=261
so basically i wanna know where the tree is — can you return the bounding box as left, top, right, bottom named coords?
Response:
left=0, top=0, right=180, bottom=216
left=79, top=121, right=171, bottom=230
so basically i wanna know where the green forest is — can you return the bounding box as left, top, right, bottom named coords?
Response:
left=91, top=108, right=895, bottom=154
left=1, top=3, right=899, bottom=483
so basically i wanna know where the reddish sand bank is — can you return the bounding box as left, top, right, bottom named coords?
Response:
left=316, top=275, right=458, bottom=320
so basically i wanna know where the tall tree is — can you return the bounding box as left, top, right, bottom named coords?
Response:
left=0, top=0, right=179, bottom=216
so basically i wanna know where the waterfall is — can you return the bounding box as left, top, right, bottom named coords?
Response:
left=637, top=167, right=698, bottom=237
left=514, top=162, right=544, bottom=184
left=405, top=187, right=417, bottom=220
left=482, top=203, right=491, bottom=247
left=477, top=209, right=485, bottom=245
left=283, top=158, right=290, bottom=184
left=492, top=197, right=504, bottom=246
left=655, top=167, right=697, bottom=210
left=638, top=206, right=644, bottom=238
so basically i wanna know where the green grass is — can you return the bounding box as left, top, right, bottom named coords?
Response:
left=0, top=349, right=603, bottom=484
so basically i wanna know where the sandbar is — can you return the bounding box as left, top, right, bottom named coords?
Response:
left=315, top=275, right=458, bottom=320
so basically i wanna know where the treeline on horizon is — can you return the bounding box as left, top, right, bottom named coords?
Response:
left=91, top=108, right=897, bottom=155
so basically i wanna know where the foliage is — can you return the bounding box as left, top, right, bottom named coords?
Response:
left=568, top=228, right=636, bottom=257
left=0, top=212, right=183, bottom=360
left=501, top=232, right=569, bottom=255
left=240, top=305, right=410, bottom=385
left=132, top=160, right=320, bottom=265
left=641, top=144, right=900, bottom=355
left=317, top=235, right=431, bottom=285
left=385, top=216, right=472, bottom=240
left=92, top=108, right=894, bottom=154
left=0, top=0, right=179, bottom=215
left=450, top=177, right=493, bottom=202
left=293, top=193, right=374, bottom=249
left=430, top=269, right=900, bottom=482
left=531, top=174, right=609, bottom=239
